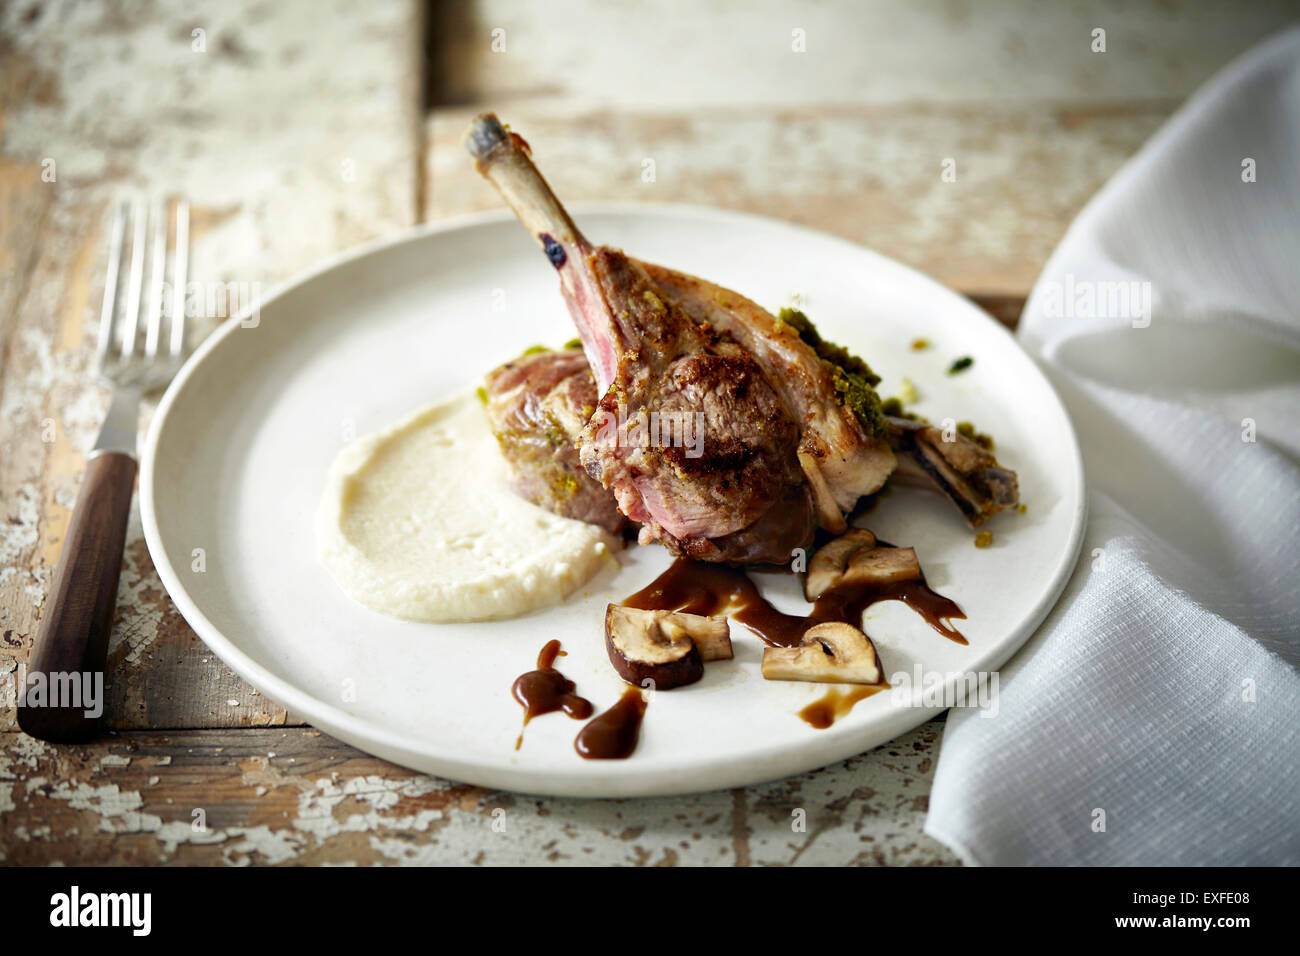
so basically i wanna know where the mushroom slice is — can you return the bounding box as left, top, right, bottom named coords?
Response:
left=805, top=531, right=924, bottom=600
left=840, top=546, right=920, bottom=588
left=804, top=529, right=877, bottom=600
left=604, top=605, right=731, bottom=690
left=657, top=612, right=733, bottom=662
left=760, top=622, right=882, bottom=685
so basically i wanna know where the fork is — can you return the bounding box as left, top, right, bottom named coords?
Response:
left=17, top=198, right=190, bottom=742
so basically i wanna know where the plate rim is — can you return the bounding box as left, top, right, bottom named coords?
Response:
left=140, top=202, right=1088, bottom=797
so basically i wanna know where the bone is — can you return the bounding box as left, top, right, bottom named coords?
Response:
left=464, top=113, right=586, bottom=253
left=464, top=112, right=620, bottom=389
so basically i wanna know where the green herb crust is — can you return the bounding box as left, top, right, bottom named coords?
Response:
left=956, top=421, right=995, bottom=451
left=881, top=397, right=918, bottom=420
left=777, top=308, right=887, bottom=436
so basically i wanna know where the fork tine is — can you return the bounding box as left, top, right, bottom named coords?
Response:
left=96, top=201, right=127, bottom=370
left=144, top=196, right=168, bottom=359
left=119, top=197, right=148, bottom=360
left=169, top=200, right=190, bottom=359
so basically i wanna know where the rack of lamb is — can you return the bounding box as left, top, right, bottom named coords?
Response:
left=467, top=114, right=1018, bottom=564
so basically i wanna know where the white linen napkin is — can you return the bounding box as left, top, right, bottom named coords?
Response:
left=923, top=27, right=1300, bottom=866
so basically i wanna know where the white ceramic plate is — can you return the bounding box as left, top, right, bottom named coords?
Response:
left=141, top=204, right=1085, bottom=797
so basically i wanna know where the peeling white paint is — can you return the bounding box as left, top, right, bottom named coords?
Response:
left=293, top=775, right=448, bottom=842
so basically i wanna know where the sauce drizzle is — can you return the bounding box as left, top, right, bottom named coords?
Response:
left=623, top=556, right=967, bottom=647
left=574, top=688, right=647, bottom=760
left=800, top=685, right=887, bottom=729
left=511, top=640, right=593, bottom=749
left=623, top=551, right=965, bottom=730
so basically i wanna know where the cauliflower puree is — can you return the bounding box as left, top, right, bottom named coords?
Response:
left=316, top=391, right=618, bottom=622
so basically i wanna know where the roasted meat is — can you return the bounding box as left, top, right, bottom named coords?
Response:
left=640, top=266, right=897, bottom=531
left=483, top=347, right=628, bottom=536
left=488, top=347, right=1021, bottom=532
left=466, top=113, right=1019, bottom=552
left=467, top=113, right=815, bottom=563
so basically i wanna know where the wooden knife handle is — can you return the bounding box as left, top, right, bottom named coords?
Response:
left=17, top=451, right=136, bottom=742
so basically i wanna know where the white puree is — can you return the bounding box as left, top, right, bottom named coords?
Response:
left=316, top=391, right=617, bottom=622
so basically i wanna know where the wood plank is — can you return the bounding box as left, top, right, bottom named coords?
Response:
left=0, top=718, right=956, bottom=865
left=0, top=159, right=53, bottom=361
left=428, top=0, right=1297, bottom=109
left=0, top=0, right=422, bottom=731
left=425, top=102, right=1170, bottom=297
left=968, top=293, right=1026, bottom=330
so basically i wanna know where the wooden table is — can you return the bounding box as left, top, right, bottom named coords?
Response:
left=2, top=0, right=1289, bottom=865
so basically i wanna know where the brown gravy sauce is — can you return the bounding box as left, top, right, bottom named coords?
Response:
left=512, top=640, right=593, bottom=749
left=514, top=547, right=966, bottom=752
left=799, top=685, right=887, bottom=729
left=623, top=556, right=966, bottom=648
left=623, top=552, right=965, bottom=730
left=574, top=688, right=647, bottom=760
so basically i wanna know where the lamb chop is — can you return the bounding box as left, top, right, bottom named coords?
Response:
left=483, top=346, right=628, bottom=536
left=487, top=345, right=1020, bottom=532
left=466, top=113, right=815, bottom=563
left=466, top=114, right=1019, bottom=553
left=637, top=265, right=896, bottom=532
left=625, top=268, right=1018, bottom=527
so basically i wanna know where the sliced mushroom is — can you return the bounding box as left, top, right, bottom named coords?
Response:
left=840, top=546, right=920, bottom=588
left=761, top=621, right=882, bottom=685
left=804, top=529, right=876, bottom=600
left=604, top=605, right=732, bottom=690
left=805, top=531, right=924, bottom=600
left=656, top=612, right=733, bottom=662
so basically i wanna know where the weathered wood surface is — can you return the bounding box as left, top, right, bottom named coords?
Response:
left=428, top=0, right=1296, bottom=110
left=6, top=0, right=1282, bottom=865
left=0, top=0, right=422, bottom=733
left=425, top=102, right=1170, bottom=296
left=0, top=722, right=952, bottom=865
